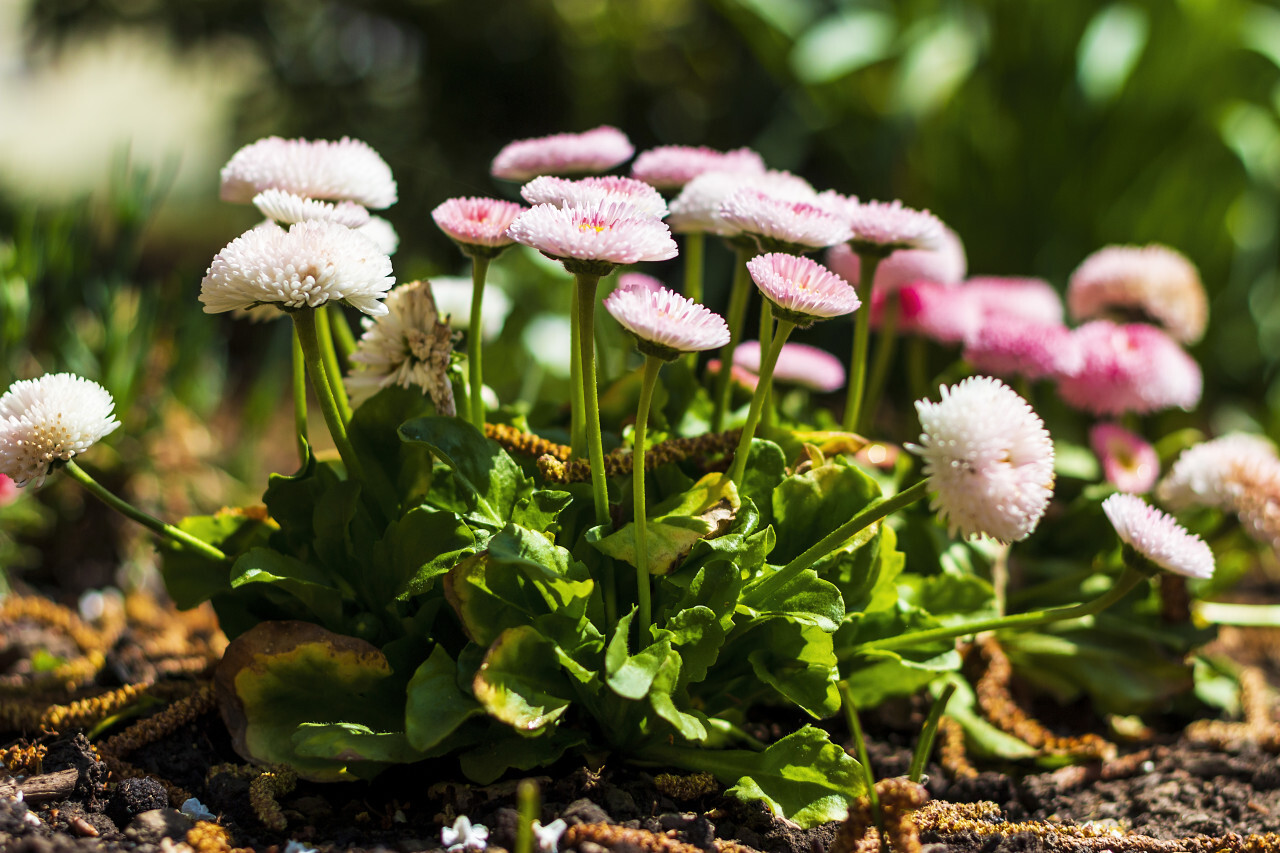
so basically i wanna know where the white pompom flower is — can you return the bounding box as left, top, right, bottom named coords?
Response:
left=1102, top=493, right=1215, bottom=579
left=908, top=376, right=1055, bottom=543
left=252, top=188, right=371, bottom=228
left=0, top=373, right=121, bottom=488
left=201, top=220, right=395, bottom=317
left=220, top=136, right=397, bottom=209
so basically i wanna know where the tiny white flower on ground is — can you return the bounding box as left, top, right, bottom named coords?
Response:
left=200, top=220, right=395, bottom=317
left=0, top=373, right=121, bottom=488
left=442, top=815, right=489, bottom=852
left=283, top=841, right=319, bottom=853
left=252, top=188, right=371, bottom=228
left=491, top=126, right=634, bottom=182
left=745, top=253, right=860, bottom=325
left=1102, top=493, right=1215, bottom=579
left=908, top=376, right=1055, bottom=543
left=532, top=818, right=568, bottom=853
left=604, top=284, right=730, bottom=360
left=346, top=280, right=458, bottom=414
left=220, top=136, right=397, bottom=209
left=180, top=798, right=217, bottom=821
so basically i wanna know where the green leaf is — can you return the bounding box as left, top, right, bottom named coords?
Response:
left=648, top=649, right=708, bottom=742
left=160, top=510, right=273, bottom=609
left=605, top=609, right=672, bottom=700
left=399, top=416, right=531, bottom=528
left=472, top=625, right=573, bottom=733
left=405, top=645, right=483, bottom=752
left=740, top=567, right=844, bottom=633
left=771, top=455, right=881, bottom=565
left=739, top=440, right=786, bottom=524
left=372, top=507, right=475, bottom=602
left=292, top=723, right=425, bottom=778
left=837, top=605, right=961, bottom=706
left=743, top=619, right=841, bottom=718
left=348, top=385, right=436, bottom=507
left=229, top=548, right=345, bottom=629
left=511, top=489, right=574, bottom=538
left=459, top=728, right=586, bottom=785
left=590, top=474, right=739, bottom=575
left=654, top=605, right=725, bottom=685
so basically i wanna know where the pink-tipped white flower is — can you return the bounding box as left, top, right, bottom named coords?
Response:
left=719, top=189, right=852, bottom=253
left=825, top=226, right=967, bottom=298
left=1068, top=245, right=1207, bottom=344
left=520, top=176, right=668, bottom=219
left=604, top=284, right=730, bottom=359
left=505, top=201, right=678, bottom=274
left=220, top=136, right=397, bottom=209
left=200, top=220, right=395, bottom=316
left=667, top=169, right=817, bottom=236
left=616, top=272, right=665, bottom=295
left=0, top=374, right=121, bottom=488
left=631, top=145, right=766, bottom=191
left=734, top=340, right=845, bottom=392
left=1055, top=321, right=1202, bottom=416
left=908, top=377, right=1055, bottom=543
left=745, top=253, right=859, bottom=325
left=432, top=197, right=526, bottom=256
left=845, top=199, right=946, bottom=255
left=491, top=126, right=634, bottom=182
left=345, top=280, right=457, bottom=413
left=1090, top=424, right=1159, bottom=494
left=253, top=189, right=371, bottom=228
left=1102, top=493, right=1215, bottom=579
left=1156, top=433, right=1280, bottom=511
left=963, top=319, right=1082, bottom=381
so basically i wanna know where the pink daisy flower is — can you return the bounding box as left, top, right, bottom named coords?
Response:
left=667, top=169, right=817, bottom=236
left=719, top=188, right=852, bottom=253
left=908, top=376, right=1055, bottom=543
left=520, top=175, right=668, bottom=219
left=1069, top=245, right=1207, bottom=344
left=1102, top=493, right=1215, bottom=579
left=616, top=272, right=665, bottom=295
left=897, top=281, right=980, bottom=343
left=432, top=197, right=526, bottom=256
left=845, top=199, right=946, bottom=255
left=745, top=253, right=860, bottom=325
left=631, top=145, right=766, bottom=191
left=825, top=226, right=967, bottom=296
left=1055, top=321, right=1202, bottom=416
left=734, top=340, right=845, bottom=392
left=220, top=136, right=397, bottom=209
left=1090, top=423, right=1159, bottom=494
left=506, top=201, right=679, bottom=275
left=604, top=284, right=730, bottom=360
left=963, top=319, right=1081, bottom=381
left=965, top=276, right=1065, bottom=326
left=1156, top=433, right=1280, bottom=511
left=491, top=126, right=634, bottom=182
left=252, top=188, right=371, bottom=228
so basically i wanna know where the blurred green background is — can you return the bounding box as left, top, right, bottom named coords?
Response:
left=4, top=0, right=1280, bottom=587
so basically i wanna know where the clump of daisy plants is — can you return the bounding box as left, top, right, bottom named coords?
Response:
left=4, top=127, right=1275, bottom=831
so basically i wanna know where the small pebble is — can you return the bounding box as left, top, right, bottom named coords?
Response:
left=71, top=816, right=100, bottom=837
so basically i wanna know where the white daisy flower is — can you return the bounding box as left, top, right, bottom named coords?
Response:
left=845, top=199, right=946, bottom=255
left=252, top=188, right=371, bottom=228
left=0, top=373, right=121, bottom=488
left=1102, top=493, right=1215, bottom=579
left=220, top=136, right=397, bottom=209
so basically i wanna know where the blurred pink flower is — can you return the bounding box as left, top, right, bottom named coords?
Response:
left=963, top=319, right=1081, bottom=381
left=616, top=273, right=665, bottom=295
left=1069, top=244, right=1207, bottom=344
left=506, top=201, right=678, bottom=273
left=734, top=340, right=845, bottom=392
left=719, top=189, right=852, bottom=253
left=1157, top=433, right=1280, bottom=511
left=896, top=281, right=979, bottom=343
left=1090, top=423, right=1159, bottom=494
left=0, top=473, right=19, bottom=505
left=826, top=226, right=967, bottom=296
left=491, top=126, right=634, bottom=182
left=964, top=276, right=1064, bottom=326
left=630, top=146, right=765, bottom=191
left=706, top=359, right=761, bottom=391
left=1102, top=493, right=1214, bottom=579
left=520, top=175, right=668, bottom=219
left=604, top=284, right=729, bottom=359
left=1055, top=321, right=1202, bottom=416
left=432, top=197, right=526, bottom=255
left=220, top=136, right=397, bottom=209
left=745, top=253, right=859, bottom=325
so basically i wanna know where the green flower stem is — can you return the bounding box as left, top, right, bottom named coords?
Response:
left=906, top=336, right=931, bottom=403
left=293, top=310, right=368, bottom=487
left=843, top=253, right=883, bottom=432
left=854, top=565, right=1150, bottom=655
left=839, top=683, right=883, bottom=836
left=315, top=305, right=352, bottom=421
left=909, top=681, right=956, bottom=784
left=64, top=460, right=228, bottom=563
left=330, top=304, right=358, bottom=365
left=291, top=325, right=309, bottom=467
left=711, top=246, right=755, bottom=432
left=728, top=314, right=794, bottom=489
left=861, top=289, right=900, bottom=434
left=574, top=273, right=611, bottom=528
left=758, top=300, right=775, bottom=429
left=515, top=779, right=538, bottom=853
left=468, top=255, right=492, bottom=429
left=748, top=479, right=931, bottom=605
left=569, top=296, right=586, bottom=458
left=681, top=234, right=705, bottom=371
left=632, top=355, right=663, bottom=644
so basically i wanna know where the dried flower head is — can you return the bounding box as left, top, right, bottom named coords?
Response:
left=1068, top=244, right=1207, bottom=344
left=667, top=169, right=816, bottom=236
left=1090, top=423, right=1159, bottom=494
left=745, top=253, right=859, bottom=325
left=432, top=197, right=526, bottom=257
left=220, top=136, right=397, bottom=209
left=1156, top=433, right=1280, bottom=511
left=604, top=283, right=730, bottom=360
left=845, top=199, right=946, bottom=256
left=506, top=201, right=678, bottom=276
left=908, top=377, right=1055, bottom=543
left=521, top=176, right=668, bottom=219
left=719, top=188, right=852, bottom=253
left=491, top=126, right=634, bottom=182
left=631, top=145, right=766, bottom=191
left=201, top=221, right=395, bottom=316
left=1055, top=321, right=1202, bottom=416
left=1102, top=493, right=1215, bottom=579
left=346, top=280, right=457, bottom=414
left=734, top=340, right=845, bottom=392
left=253, top=189, right=371, bottom=228
left=0, top=373, right=121, bottom=488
